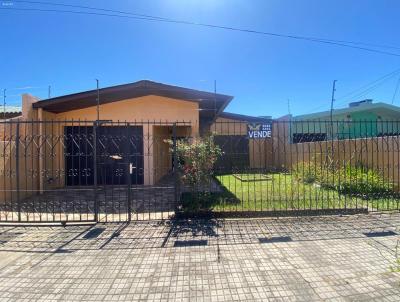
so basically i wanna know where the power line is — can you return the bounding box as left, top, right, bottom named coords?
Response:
left=301, top=67, right=400, bottom=115
left=4, top=93, right=22, bottom=98
left=12, top=0, right=169, bottom=21
left=332, top=69, right=400, bottom=108
left=315, top=38, right=400, bottom=52
left=12, top=0, right=400, bottom=52
left=336, top=68, right=400, bottom=101
left=2, top=5, right=400, bottom=58
left=392, top=75, right=400, bottom=104
left=7, top=86, right=45, bottom=91
left=342, top=75, right=398, bottom=103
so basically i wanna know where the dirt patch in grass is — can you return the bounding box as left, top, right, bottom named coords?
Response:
left=233, top=173, right=272, bottom=182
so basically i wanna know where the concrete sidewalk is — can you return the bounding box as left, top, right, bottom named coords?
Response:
left=0, top=214, right=399, bottom=301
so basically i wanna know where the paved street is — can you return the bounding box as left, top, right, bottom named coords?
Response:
left=0, top=214, right=399, bottom=301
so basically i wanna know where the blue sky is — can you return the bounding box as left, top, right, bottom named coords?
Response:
left=1, top=0, right=400, bottom=117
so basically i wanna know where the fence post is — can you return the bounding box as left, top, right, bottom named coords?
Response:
left=172, top=123, right=179, bottom=205
left=126, top=123, right=132, bottom=222
left=93, top=121, right=98, bottom=222
left=15, top=122, right=21, bottom=222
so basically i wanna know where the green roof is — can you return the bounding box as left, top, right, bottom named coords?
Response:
left=294, top=102, right=400, bottom=120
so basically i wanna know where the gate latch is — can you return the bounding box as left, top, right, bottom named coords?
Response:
left=129, top=163, right=136, bottom=174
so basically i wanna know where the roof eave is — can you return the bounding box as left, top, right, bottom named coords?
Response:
left=32, top=80, right=233, bottom=115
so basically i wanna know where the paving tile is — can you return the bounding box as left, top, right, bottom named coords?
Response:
left=0, top=213, right=399, bottom=301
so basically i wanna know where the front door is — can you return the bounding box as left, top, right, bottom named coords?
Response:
left=97, top=126, right=144, bottom=185
left=65, top=125, right=144, bottom=186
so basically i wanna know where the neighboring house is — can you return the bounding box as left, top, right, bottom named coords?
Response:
left=290, top=99, right=400, bottom=142
left=0, top=106, right=22, bottom=120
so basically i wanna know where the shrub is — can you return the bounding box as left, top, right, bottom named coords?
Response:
left=292, top=162, right=319, bottom=184
left=293, top=161, right=393, bottom=197
left=292, top=161, right=334, bottom=188
left=166, top=134, right=222, bottom=211
left=337, top=165, right=393, bottom=196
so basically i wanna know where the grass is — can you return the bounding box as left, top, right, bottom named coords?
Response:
left=182, top=173, right=400, bottom=212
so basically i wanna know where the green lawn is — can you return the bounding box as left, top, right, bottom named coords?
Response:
left=209, top=173, right=400, bottom=212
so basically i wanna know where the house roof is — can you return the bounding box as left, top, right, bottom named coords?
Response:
left=33, top=80, right=233, bottom=119
left=0, top=107, right=22, bottom=120
left=219, top=112, right=272, bottom=123
left=294, top=102, right=400, bottom=120
left=1, top=106, right=22, bottom=113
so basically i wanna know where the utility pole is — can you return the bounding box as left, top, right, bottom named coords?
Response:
left=96, top=79, right=100, bottom=121
left=330, top=80, right=337, bottom=139
left=287, top=99, right=291, bottom=115
left=214, top=80, right=217, bottom=119
left=3, top=89, right=6, bottom=120
left=48, top=85, right=51, bottom=99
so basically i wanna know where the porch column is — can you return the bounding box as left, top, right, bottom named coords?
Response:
left=143, top=124, right=154, bottom=186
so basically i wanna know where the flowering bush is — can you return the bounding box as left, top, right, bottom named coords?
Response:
left=167, top=134, right=222, bottom=190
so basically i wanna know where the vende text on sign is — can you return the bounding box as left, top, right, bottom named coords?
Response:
left=247, top=123, right=272, bottom=139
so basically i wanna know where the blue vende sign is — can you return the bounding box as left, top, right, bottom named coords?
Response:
left=247, top=123, right=272, bottom=139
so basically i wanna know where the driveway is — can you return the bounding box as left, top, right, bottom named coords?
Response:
left=0, top=214, right=399, bottom=301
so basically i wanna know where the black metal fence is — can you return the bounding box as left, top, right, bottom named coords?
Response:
left=210, top=120, right=400, bottom=215
left=0, top=120, right=191, bottom=223
left=0, top=119, right=399, bottom=223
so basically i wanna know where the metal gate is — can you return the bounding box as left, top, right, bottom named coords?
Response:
left=0, top=120, right=188, bottom=223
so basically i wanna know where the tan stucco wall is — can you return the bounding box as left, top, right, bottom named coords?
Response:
left=55, top=95, right=198, bottom=127
left=211, top=117, right=248, bottom=135
left=0, top=95, right=41, bottom=204
left=279, top=136, right=400, bottom=191
left=210, top=117, right=273, bottom=169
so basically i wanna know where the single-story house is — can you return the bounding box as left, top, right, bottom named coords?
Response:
left=2, top=80, right=273, bottom=199
left=289, top=99, right=400, bottom=142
